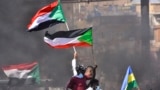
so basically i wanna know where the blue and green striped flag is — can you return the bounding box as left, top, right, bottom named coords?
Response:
left=121, top=66, right=139, bottom=90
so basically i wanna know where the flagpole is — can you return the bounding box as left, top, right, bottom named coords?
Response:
left=90, top=26, right=96, bottom=65
left=91, top=44, right=96, bottom=65
left=65, top=22, right=77, bottom=53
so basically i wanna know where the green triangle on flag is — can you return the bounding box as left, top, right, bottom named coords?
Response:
left=49, top=0, right=66, bottom=22
left=28, top=64, right=41, bottom=84
left=78, top=27, right=93, bottom=45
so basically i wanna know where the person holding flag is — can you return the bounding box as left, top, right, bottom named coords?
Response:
left=66, top=52, right=101, bottom=90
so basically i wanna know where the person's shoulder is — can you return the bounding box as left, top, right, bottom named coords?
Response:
left=72, top=75, right=84, bottom=80
left=71, top=76, right=78, bottom=79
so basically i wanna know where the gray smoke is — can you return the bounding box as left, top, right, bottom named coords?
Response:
left=0, top=0, right=73, bottom=87
left=90, top=15, right=157, bottom=90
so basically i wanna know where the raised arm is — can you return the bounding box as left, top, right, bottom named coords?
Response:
left=72, top=52, right=78, bottom=76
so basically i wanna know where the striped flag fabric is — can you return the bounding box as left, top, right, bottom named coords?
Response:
left=2, top=62, right=40, bottom=86
left=27, top=0, right=66, bottom=32
left=121, top=66, right=139, bottom=90
left=44, top=27, right=93, bottom=48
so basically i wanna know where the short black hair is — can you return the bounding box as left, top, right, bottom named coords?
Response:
left=76, top=65, right=85, bottom=75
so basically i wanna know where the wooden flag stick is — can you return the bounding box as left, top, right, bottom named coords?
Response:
left=65, top=22, right=77, bottom=53
left=91, top=44, right=96, bottom=65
